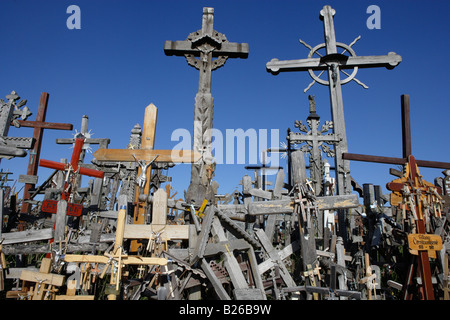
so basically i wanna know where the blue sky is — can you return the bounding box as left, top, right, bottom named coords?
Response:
left=1, top=0, right=449, bottom=202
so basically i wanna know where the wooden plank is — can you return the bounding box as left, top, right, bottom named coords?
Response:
left=248, top=188, right=272, bottom=200
left=343, top=152, right=450, bottom=170
left=16, top=120, right=72, bottom=130
left=248, top=194, right=359, bottom=215
left=1, top=228, right=53, bottom=245
left=18, top=175, right=38, bottom=184
left=408, top=234, right=443, bottom=252
left=123, top=224, right=189, bottom=240
left=54, top=200, right=67, bottom=242
left=164, top=40, right=249, bottom=57
left=248, top=199, right=294, bottom=215
left=114, top=201, right=127, bottom=253
left=152, top=188, right=168, bottom=225
left=210, top=217, right=249, bottom=290
left=20, top=270, right=65, bottom=287
left=316, top=194, right=360, bottom=210
left=291, top=150, right=307, bottom=186
left=93, top=148, right=201, bottom=163
left=63, top=254, right=168, bottom=266
left=55, top=295, right=95, bottom=300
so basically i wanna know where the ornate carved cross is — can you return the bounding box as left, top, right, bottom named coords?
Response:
left=288, top=95, right=340, bottom=195
left=164, top=7, right=249, bottom=205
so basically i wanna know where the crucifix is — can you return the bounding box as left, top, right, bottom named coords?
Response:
left=16, top=92, right=73, bottom=214
left=39, top=138, right=105, bottom=243
left=266, top=5, right=402, bottom=196
left=164, top=7, right=249, bottom=205
left=93, top=103, right=199, bottom=252
left=56, top=114, right=110, bottom=188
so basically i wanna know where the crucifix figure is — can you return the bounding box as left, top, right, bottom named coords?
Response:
left=164, top=7, right=249, bottom=205
left=39, top=138, right=105, bottom=243
left=289, top=95, right=340, bottom=196
left=266, top=5, right=402, bottom=196
left=132, top=153, right=158, bottom=191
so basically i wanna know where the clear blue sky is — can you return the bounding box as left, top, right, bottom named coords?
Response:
left=1, top=0, right=449, bottom=202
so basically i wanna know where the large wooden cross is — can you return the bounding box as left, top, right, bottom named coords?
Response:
left=266, top=5, right=402, bottom=196
left=92, top=103, right=199, bottom=252
left=164, top=7, right=249, bottom=205
left=343, top=95, right=450, bottom=169
left=93, top=104, right=201, bottom=164
left=17, top=92, right=73, bottom=213
left=340, top=95, right=447, bottom=300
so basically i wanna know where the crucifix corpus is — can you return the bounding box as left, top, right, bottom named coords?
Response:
left=93, top=103, right=200, bottom=252
left=266, top=5, right=402, bottom=196
left=164, top=7, right=249, bottom=205
left=39, top=138, right=105, bottom=243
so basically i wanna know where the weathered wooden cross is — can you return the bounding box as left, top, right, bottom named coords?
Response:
left=288, top=95, right=340, bottom=196
left=92, top=103, right=199, bottom=252
left=266, top=5, right=402, bottom=196
left=340, top=95, right=448, bottom=299
left=343, top=95, right=450, bottom=170
left=63, top=198, right=169, bottom=299
left=16, top=92, right=73, bottom=213
left=164, top=7, right=249, bottom=205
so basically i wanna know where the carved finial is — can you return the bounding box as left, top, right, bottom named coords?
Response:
left=307, top=95, right=320, bottom=120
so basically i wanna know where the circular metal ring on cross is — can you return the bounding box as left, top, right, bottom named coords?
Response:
left=307, top=42, right=359, bottom=86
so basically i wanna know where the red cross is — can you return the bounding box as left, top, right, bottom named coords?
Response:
left=39, top=138, right=104, bottom=201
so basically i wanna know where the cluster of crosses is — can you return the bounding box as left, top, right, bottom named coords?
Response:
left=0, top=5, right=448, bottom=301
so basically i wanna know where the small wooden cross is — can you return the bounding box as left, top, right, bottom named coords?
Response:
left=18, top=257, right=65, bottom=300
left=39, top=138, right=105, bottom=244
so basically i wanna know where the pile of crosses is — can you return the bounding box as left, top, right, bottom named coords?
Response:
left=0, top=5, right=449, bottom=301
